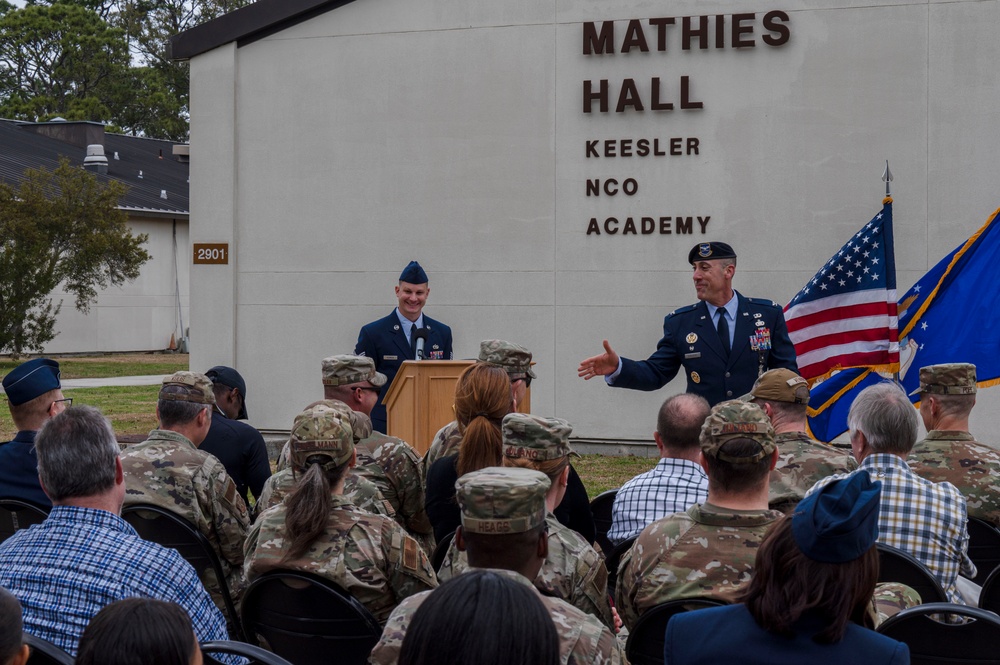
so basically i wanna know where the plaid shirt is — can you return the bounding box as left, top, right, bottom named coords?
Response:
left=0, top=506, right=232, bottom=657
left=809, top=453, right=976, bottom=604
left=608, top=458, right=708, bottom=545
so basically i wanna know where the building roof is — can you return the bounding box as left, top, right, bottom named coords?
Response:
left=0, top=119, right=189, bottom=218
left=169, top=0, right=356, bottom=61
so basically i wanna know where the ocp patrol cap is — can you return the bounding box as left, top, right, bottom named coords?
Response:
left=688, top=241, right=737, bottom=264
left=502, top=413, right=578, bottom=461
left=2, top=358, right=61, bottom=406
left=321, top=355, right=387, bottom=387
left=456, top=467, right=550, bottom=535
left=301, top=399, right=373, bottom=442
left=909, top=363, right=977, bottom=396
left=289, top=403, right=355, bottom=471
left=159, top=371, right=215, bottom=405
left=479, top=340, right=536, bottom=380
left=700, top=400, right=776, bottom=463
left=744, top=368, right=810, bottom=405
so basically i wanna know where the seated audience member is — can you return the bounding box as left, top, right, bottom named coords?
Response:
left=908, top=363, right=1000, bottom=527
left=609, top=393, right=711, bottom=545
left=664, top=474, right=909, bottom=665
left=425, top=363, right=513, bottom=542
left=372, top=467, right=622, bottom=665
left=398, top=571, right=560, bottom=665
left=0, top=407, right=229, bottom=657
left=745, top=368, right=855, bottom=514
left=0, top=587, right=29, bottom=665
left=0, top=358, right=69, bottom=506
left=76, top=598, right=202, bottom=665
left=439, top=414, right=614, bottom=630
left=243, top=403, right=436, bottom=625
left=616, top=400, right=784, bottom=630
left=808, top=382, right=976, bottom=604
left=200, top=365, right=271, bottom=504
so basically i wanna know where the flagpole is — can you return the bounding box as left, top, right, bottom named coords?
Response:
left=883, top=160, right=901, bottom=386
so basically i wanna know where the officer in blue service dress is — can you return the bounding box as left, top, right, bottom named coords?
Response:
left=0, top=358, right=70, bottom=506
left=578, top=242, right=797, bottom=405
left=356, top=261, right=453, bottom=433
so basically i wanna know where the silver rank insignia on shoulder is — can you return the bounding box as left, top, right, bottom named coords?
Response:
left=686, top=333, right=698, bottom=344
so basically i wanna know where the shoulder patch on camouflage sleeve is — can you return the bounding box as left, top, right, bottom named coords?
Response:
left=403, top=537, right=419, bottom=572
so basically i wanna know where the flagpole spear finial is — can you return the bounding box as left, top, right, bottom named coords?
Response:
left=882, top=160, right=893, bottom=197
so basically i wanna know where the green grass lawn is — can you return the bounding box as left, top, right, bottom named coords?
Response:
left=575, top=454, right=653, bottom=499
left=0, top=353, right=188, bottom=379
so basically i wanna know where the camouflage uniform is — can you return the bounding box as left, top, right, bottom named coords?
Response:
left=372, top=467, right=621, bottom=665
left=421, top=420, right=462, bottom=477
left=909, top=431, right=1000, bottom=527
left=120, top=372, right=250, bottom=611
left=242, top=403, right=437, bottom=625
left=769, top=431, right=856, bottom=514
left=616, top=400, right=783, bottom=631
left=255, top=468, right=394, bottom=518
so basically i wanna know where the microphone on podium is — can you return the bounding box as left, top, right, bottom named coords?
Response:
left=414, top=327, right=428, bottom=360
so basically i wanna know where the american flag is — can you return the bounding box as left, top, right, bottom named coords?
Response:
left=784, top=199, right=899, bottom=381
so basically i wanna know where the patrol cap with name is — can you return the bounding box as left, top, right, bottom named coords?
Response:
left=2, top=358, right=61, bottom=406
left=688, top=241, right=737, bottom=265
left=159, top=371, right=215, bottom=405
left=700, top=400, right=776, bottom=463
left=909, top=363, right=978, bottom=396
left=479, top=340, right=536, bottom=380
left=399, top=260, right=429, bottom=284
left=302, top=399, right=374, bottom=442
left=289, top=403, right=355, bottom=471
left=321, top=355, right=387, bottom=388
left=456, top=467, right=550, bottom=534
left=205, top=365, right=249, bottom=419
left=744, top=368, right=810, bottom=405
left=792, top=472, right=882, bottom=563
left=502, top=413, right=577, bottom=461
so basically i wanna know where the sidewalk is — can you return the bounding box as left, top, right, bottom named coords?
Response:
left=60, top=375, right=169, bottom=389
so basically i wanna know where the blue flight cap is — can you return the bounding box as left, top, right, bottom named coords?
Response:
left=2, top=358, right=61, bottom=406
left=205, top=365, right=248, bottom=420
left=399, top=260, right=429, bottom=284
left=792, top=473, right=882, bottom=563
left=688, top=242, right=737, bottom=264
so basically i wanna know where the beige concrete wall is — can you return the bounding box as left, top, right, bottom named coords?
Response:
left=189, top=0, right=1000, bottom=443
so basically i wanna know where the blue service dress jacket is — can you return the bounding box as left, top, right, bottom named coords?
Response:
left=614, top=292, right=797, bottom=405
left=0, top=431, right=51, bottom=507
left=356, top=309, right=453, bottom=433
left=664, top=604, right=909, bottom=665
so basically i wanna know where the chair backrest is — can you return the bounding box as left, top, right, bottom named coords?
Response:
left=201, top=640, right=294, bottom=665
left=876, top=602, right=1000, bottom=665
left=877, top=543, right=948, bottom=604
left=979, top=565, right=1000, bottom=615
left=626, top=598, right=727, bottom=665
left=240, top=569, right=382, bottom=665
left=120, top=503, right=242, bottom=636
left=431, top=530, right=455, bottom=573
left=605, top=534, right=637, bottom=597
left=589, top=489, right=618, bottom=555
left=966, top=517, right=1000, bottom=585
left=0, top=499, right=49, bottom=544
left=23, top=633, right=73, bottom=665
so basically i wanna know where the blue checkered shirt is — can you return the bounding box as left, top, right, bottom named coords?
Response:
left=808, top=453, right=976, bottom=604
left=608, top=458, right=708, bottom=545
left=0, top=506, right=232, bottom=656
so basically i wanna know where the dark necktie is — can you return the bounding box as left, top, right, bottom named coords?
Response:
left=717, top=310, right=731, bottom=356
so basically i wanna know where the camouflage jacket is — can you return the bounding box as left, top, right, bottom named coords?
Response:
left=420, top=420, right=462, bottom=477
left=369, top=568, right=623, bottom=665
left=909, top=431, right=1000, bottom=527
left=355, top=433, right=433, bottom=549
left=243, top=493, right=437, bottom=625
left=438, top=513, right=614, bottom=630
left=769, top=431, right=856, bottom=514
left=616, top=502, right=783, bottom=631
left=121, top=429, right=250, bottom=604
left=255, top=468, right=395, bottom=519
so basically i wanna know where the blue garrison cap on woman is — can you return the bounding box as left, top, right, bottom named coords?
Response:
left=792, top=473, right=882, bottom=563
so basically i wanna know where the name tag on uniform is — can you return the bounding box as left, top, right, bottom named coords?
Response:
left=383, top=355, right=398, bottom=361
left=684, top=352, right=701, bottom=359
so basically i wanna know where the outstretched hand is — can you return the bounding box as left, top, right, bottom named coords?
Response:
left=577, top=340, right=620, bottom=380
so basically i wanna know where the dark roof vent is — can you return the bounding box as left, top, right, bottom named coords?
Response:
left=83, top=144, right=108, bottom=174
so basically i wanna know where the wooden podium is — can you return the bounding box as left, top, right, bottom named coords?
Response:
left=384, top=360, right=473, bottom=455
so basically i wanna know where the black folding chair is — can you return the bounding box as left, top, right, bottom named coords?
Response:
left=979, top=565, right=1000, bottom=615
left=120, top=503, right=243, bottom=639
left=431, top=530, right=455, bottom=573
left=626, top=598, right=727, bottom=665
left=0, top=498, right=49, bottom=544
left=877, top=543, right=947, bottom=604
left=605, top=534, right=637, bottom=598
left=966, top=517, right=1000, bottom=585
left=23, top=633, right=73, bottom=665
left=240, top=569, right=382, bottom=665
left=589, top=489, right=618, bottom=555
left=201, top=640, right=294, bottom=665
left=876, top=602, right=1000, bottom=665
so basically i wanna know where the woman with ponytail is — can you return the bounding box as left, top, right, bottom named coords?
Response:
left=243, top=403, right=437, bottom=625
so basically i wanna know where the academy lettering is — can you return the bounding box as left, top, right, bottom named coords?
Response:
left=586, top=216, right=711, bottom=236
